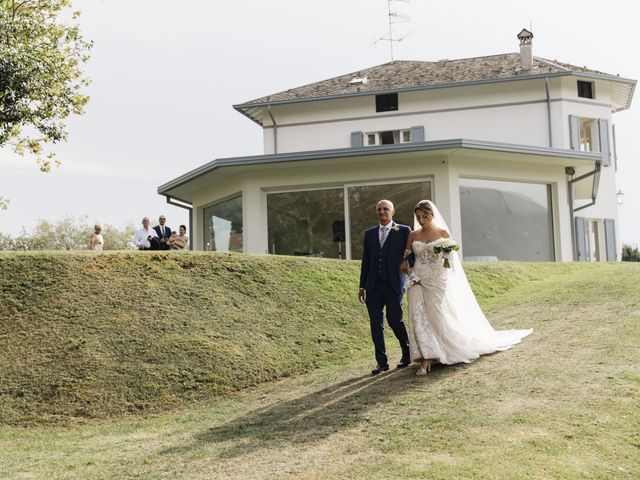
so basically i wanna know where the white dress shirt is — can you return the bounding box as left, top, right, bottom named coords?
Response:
left=133, top=227, right=158, bottom=249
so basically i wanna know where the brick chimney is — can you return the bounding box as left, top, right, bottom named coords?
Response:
left=517, top=28, right=533, bottom=71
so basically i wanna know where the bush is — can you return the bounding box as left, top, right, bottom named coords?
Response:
left=622, top=244, right=640, bottom=262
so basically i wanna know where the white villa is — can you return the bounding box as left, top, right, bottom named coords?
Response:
left=158, top=29, right=636, bottom=262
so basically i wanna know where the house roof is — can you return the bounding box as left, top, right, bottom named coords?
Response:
left=234, top=53, right=636, bottom=124
left=158, top=139, right=601, bottom=203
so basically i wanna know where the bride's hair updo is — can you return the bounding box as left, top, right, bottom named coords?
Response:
left=414, top=200, right=434, bottom=220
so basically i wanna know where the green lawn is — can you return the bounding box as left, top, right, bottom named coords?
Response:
left=1, top=254, right=639, bottom=479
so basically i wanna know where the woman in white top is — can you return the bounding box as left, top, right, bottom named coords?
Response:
left=90, top=224, right=104, bottom=251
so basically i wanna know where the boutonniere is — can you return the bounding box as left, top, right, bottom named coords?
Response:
left=392, top=226, right=400, bottom=232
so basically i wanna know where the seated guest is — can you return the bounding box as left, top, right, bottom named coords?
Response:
left=133, top=217, right=159, bottom=250
left=168, top=225, right=188, bottom=250
left=90, top=224, right=104, bottom=251
left=153, top=214, right=171, bottom=250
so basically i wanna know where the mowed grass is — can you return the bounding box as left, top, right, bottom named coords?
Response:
left=1, top=254, right=639, bottom=479
left=0, top=251, right=372, bottom=425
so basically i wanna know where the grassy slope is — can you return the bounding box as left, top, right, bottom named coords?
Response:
left=0, top=252, right=375, bottom=425
left=1, top=254, right=639, bottom=479
left=0, top=252, right=547, bottom=426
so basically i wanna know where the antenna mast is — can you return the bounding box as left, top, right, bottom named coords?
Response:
left=374, top=0, right=413, bottom=62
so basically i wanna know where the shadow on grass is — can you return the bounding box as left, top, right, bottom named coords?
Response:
left=162, top=364, right=456, bottom=459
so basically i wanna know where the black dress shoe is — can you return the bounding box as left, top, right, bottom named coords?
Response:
left=396, top=359, right=411, bottom=369
left=371, top=364, right=390, bottom=375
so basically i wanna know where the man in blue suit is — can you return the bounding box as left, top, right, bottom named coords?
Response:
left=359, top=199, right=412, bottom=375
left=153, top=214, right=172, bottom=250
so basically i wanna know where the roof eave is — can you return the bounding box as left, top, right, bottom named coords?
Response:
left=157, top=140, right=600, bottom=195
left=233, top=71, right=637, bottom=120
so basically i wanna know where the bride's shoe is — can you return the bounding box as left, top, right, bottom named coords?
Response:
left=416, top=360, right=432, bottom=376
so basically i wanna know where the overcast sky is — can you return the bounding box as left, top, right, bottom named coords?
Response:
left=1, top=0, right=638, bottom=245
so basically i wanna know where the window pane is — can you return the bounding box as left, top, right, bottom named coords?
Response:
left=459, top=179, right=553, bottom=261
left=380, top=131, right=394, bottom=144
left=204, top=195, right=243, bottom=252
left=267, top=189, right=345, bottom=259
left=375, top=93, right=398, bottom=112
left=580, top=118, right=596, bottom=152
left=577, top=80, right=594, bottom=99
left=348, top=182, right=431, bottom=260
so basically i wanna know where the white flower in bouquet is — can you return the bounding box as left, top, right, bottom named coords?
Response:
left=432, top=238, right=460, bottom=268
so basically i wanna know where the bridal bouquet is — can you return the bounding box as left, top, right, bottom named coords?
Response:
left=432, top=238, right=460, bottom=268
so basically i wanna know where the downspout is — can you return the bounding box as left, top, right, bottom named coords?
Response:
left=565, top=167, right=576, bottom=260
left=165, top=196, right=193, bottom=250
left=571, top=162, right=601, bottom=212
left=545, top=77, right=553, bottom=147
left=267, top=104, right=278, bottom=154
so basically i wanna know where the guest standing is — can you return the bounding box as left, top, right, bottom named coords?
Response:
left=90, top=224, right=104, bottom=251
left=154, top=215, right=172, bottom=250
left=133, top=217, right=159, bottom=250
left=168, top=225, right=189, bottom=250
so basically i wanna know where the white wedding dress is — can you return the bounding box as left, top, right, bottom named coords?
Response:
left=406, top=203, right=532, bottom=365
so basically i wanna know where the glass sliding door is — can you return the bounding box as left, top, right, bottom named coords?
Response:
left=348, top=181, right=431, bottom=260
left=204, top=195, right=243, bottom=252
left=267, top=188, right=345, bottom=258
left=459, top=179, right=554, bottom=261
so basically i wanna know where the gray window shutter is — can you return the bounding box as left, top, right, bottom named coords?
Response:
left=350, top=131, right=364, bottom=148
left=410, top=126, right=425, bottom=143
left=598, top=119, right=611, bottom=167
left=612, top=123, right=618, bottom=171
left=575, top=217, right=587, bottom=261
left=604, top=218, right=617, bottom=261
left=569, top=115, right=580, bottom=150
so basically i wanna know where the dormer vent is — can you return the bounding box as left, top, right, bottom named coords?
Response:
left=349, top=76, right=368, bottom=85
left=517, top=28, right=533, bottom=71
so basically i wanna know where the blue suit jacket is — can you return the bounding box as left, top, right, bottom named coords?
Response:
left=154, top=225, right=172, bottom=240
left=359, top=223, right=412, bottom=295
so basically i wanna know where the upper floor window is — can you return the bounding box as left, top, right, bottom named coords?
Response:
left=577, top=80, right=595, bottom=99
left=579, top=117, right=598, bottom=152
left=366, top=129, right=411, bottom=146
left=375, top=93, right=398, bottom=112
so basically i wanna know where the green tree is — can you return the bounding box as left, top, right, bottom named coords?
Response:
left=0, top=216, right=136, bottom=251
left=0, top=231, right=15, bottom=250
left=0, top=0, right=92, bottom=208
left=101, top=222, right=136, bottom=251
left=622, top=244, right=640, bottom=262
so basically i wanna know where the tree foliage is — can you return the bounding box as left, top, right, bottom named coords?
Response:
left=0, top=216, right=136, bottom=250
left=622, top=244, right=640, bottom=262
left=0, top=0, right=92, bottom=175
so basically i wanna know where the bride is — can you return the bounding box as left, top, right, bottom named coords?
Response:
left=400, top=200, right=532, bottom=376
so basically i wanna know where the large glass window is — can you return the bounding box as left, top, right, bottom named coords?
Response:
left=348, top=181, right=431, bottom=260
left=267, top=188, right=345, bottom=258
left=459, top=179, right=553, bottom=261
left=204, top=195, right=243, bottom=252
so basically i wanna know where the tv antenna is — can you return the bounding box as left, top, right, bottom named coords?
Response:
left=374, top=0, right=414, bottom=62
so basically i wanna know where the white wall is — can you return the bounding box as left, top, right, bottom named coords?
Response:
left=189, top=151, right=574, bottom=261
left=261, top=77, right=621, bottom=155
